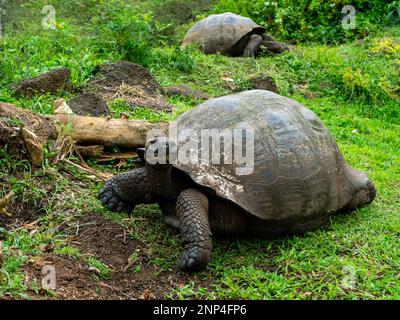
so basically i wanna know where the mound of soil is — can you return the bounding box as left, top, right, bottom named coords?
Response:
left=11, top=68, right=72, bottom=98
left=68, top=93, right=110, bottom=117
left=85, top=61, right=173, bottom=112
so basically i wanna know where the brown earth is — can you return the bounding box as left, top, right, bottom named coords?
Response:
left=153, top=0, right=216, bottom=25
left=0, top=198, right=47, bottom=229
left=11, top=68, right=72, bottom=98
left=22, top=212, right=211, bottom=300
left=68, top=93, right=110, bottom=117
left=85, top=61, right=173, bottom=112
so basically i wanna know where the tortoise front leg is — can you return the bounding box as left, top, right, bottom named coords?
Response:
left=99, top=167, right=154, bottom=213
left=243, top=34, right=263, bottom=57
left=176, top=189, right=212, bottom=272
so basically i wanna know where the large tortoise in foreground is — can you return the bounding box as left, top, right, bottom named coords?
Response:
left=182, top=12, right=288, bottom=57
left=99, top=90, right=376, bottom=272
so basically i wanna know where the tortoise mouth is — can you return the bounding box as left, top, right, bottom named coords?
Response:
left=366, top=180, right=377, bottom=204
left=344, top=178, right=377, bottom=210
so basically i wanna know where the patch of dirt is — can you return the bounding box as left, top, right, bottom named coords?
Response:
left=0, top=198, right=47, bottom=228
left=11, top=68, right=72, bottom=98
left=23, top=212, right=210, bottom=299
left=0, top=170, right=57, bottom=228
left=68, top=93, right=110, bottom=117
left=71, top=213, right=141, bottom=269
left=85, top=61, right=173, bottom=112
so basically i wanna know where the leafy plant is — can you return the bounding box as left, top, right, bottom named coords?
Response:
left=212, top=0, right=399, bottom=43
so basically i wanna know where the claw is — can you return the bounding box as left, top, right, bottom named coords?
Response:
left=100, top=192, right=112, bottom=204
left=178, top=249, right=207, bottom=272
left=99, top=183, right=133, bottom=213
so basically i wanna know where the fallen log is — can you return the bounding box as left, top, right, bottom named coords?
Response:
left=74, top=145, right=105, bottom=158
left=0, top=102, right=168, bottom=166
left=0, top=102, right=168, bottom=147
left=53, top=113, right=167, bottom=148
left=0, top=102, right=58, bottom=165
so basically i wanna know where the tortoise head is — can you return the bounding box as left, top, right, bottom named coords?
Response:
left=142, top=137, right=188, bottom=200
left=143, top=136, right=171, bottom=168
left=343, top=172, right=377, bottom=210
left=261, top=33, right=289, bottom=54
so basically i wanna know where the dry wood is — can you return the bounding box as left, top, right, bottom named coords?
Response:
left=0, top=190, right=14, bottom=217
left=0, top=102, right=168, bottom=149
left=96, top=151, right=138, bottom=162
left=53, top=113, right=168, bottom=148
left=0, top=102, right=169, bottom=166
left=62, top=159, right=112, bottom=181
left=74, top=145, right=105, bottom=158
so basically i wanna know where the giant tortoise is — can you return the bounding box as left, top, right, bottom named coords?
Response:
left=182, top=12, right=288, bottom=57
left=99, top=90, right=376, bottom=272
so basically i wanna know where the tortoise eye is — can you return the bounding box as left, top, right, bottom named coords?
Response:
left=148, top=138, right=158, bottom=145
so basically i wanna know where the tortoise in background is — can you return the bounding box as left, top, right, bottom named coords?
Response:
left=99, top=90, right=376, bottom=272
left=182, top=12, right=288, bottom=57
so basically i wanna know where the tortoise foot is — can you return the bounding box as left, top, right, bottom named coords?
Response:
left=99, top=179, right=134, bottom=213
left=178, top=247, right=209, bottom=272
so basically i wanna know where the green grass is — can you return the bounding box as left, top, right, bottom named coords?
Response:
left=0, top=1, right=399, bottom=300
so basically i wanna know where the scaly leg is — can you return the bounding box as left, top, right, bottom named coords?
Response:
left=99, top=167, right=153, bottom=213
left=176, top=189, right=212, bottom=272
left=243, top=34, right=263, bottom=57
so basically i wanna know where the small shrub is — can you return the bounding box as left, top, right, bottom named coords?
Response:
left=212, top=0, right=399, bottom=43
left=370, top=37, right=400, bottom=55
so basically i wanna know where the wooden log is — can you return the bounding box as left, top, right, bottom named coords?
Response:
left=0, top=102, right=169, bottom=149
left=53, top=113, right=168, bottom=148
left=74, top=145, right=105, bottom=158
left=0, top=102, right=58, bottom=165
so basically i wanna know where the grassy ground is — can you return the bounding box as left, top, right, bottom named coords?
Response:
left=0, top=1, right=399, bottom=299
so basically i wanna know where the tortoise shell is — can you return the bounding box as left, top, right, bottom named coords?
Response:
left=169, top=90, right=365, bottom=221
left=182, top=12, right=265, bottom=54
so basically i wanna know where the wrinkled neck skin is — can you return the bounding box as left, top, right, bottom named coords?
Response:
left=260, top=33, right=289, bottom=52
left=340, top=163, right=376, bottom=210
left=146, top=164, right=192, bottom=202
